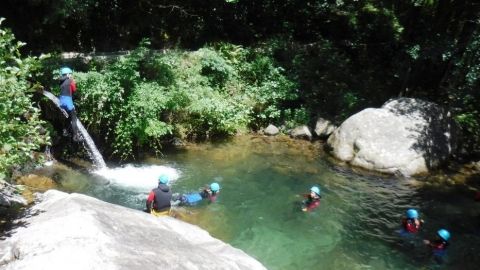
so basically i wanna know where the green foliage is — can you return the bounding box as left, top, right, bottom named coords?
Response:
left=113, top=82, right=173, bottom=158
left=141, top=57, right=176, bottom=87
left=0, top=19, right=49, bottom=178
left=283, top=107, right=309, bottom=130
left=74, top=71, right=124, bottom=134
left=47, top=41, right=295, bottom=159
left=199, top=48, right=234, bottom=88
left=455, top=113, right=479, bottom=135
left=448, top=30, right=480, bottom=151
left=3, top=0, right=480, bottom=157
left=238, top=47, right=298, bottom=127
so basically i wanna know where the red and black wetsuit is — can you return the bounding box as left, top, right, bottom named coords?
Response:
left=200, top=189, right=218, bottom=203
left=146, top=183, right=172, bottom=212
left=303, top=194, right=320, bottom=212
left=59, top=75, right=77, bottom=98
left=430, top=239, right=448, bottom=251
left=428, top=238, right=449, bottom=259
left=402, top=218, right=421, bottom=233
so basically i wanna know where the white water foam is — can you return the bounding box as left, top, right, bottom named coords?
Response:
left=94, top=164, right=180, bottom=191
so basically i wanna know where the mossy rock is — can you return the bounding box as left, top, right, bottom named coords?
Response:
left=16, top=174, right=57, bottom=191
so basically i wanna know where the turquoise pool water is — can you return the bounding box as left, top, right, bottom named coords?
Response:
left=45, top=136, right=480, bottom=269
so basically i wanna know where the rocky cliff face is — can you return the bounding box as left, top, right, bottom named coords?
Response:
left=0, top=190, right=266, bottom=270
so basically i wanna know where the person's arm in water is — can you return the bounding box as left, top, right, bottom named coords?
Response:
left=416, top=218, right=424, bottom=227
left=302, top=200, right=320, bottom=212
left=200, top=187, right=218, bottom=203
left=208, top=192, right=218, bottom=203
left=302, top=194, right=321, bottom=212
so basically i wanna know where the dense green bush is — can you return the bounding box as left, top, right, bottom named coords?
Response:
left=0, top=19, right=49, bottom=179
left=73, top=71, right=124, bottom=136
left=113, top=82, right=173, bottom=158
left=43, top=42, right=298, bottom=160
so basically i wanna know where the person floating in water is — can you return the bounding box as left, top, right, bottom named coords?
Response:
left=302, top=186, right=321, bottom=212
left=172, top=182, right=221, bottom=206
left=146, top=175, right=172, bottom=216
left=400, top=208, right=424, bottom=235
left=58, top=66, right=81, bottom=142
left=423, top=229, right=450, bottom=263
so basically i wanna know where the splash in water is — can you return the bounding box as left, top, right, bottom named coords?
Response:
left=94, top=164, right=180, bottom=191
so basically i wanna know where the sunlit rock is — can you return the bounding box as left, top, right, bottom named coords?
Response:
left=264, top=124, right=279, bottom=136
left=0, top=190, right=267, bottom=270
left=290, top=125, right=312, bottom=140
left=314, top=117, right=336, bottom=138
left=0, top=180, right=27, bottom=207
left=327, top=98, right=455, bottom=176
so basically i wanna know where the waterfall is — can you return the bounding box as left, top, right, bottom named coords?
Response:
left=42, top=90, right=107, bottom=169
left=76, top=120, right=107, bottom=169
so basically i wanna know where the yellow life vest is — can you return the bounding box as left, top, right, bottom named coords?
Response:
left=150, top=208, right=170, bottom=217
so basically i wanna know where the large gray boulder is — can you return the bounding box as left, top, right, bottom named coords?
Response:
left=327, top=98, right=455, bottom=176
left=0, top=190, right=266, bottom=270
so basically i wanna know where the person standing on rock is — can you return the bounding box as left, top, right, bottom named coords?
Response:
left=146, top=175, right=172, bottom=216
left=58, top=66, right=80, bottom=141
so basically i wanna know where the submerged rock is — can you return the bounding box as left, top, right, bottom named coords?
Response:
left=0, top=190, right=266, bottom=270
left=16, top=174, right=57, bottom=191
left=327, top=98, right=455, bottom=176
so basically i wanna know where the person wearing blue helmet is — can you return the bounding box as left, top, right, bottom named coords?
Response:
left=172, top=182, right=221, bottom=206
left=424, top=228, right=450, bottom=262
left=301, top=185, right=321, bottom=212
left=146, top=174, right=172, bottom=216
left=58, top=66, right=81, bottom=141
left=401, top=208, right=424, bottom=234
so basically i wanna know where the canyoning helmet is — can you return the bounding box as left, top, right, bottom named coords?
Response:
left=158, top=175, right=169, bottom=184
left=310, top=186, right=321, bottom=196
left=210, top=182, right=220, bottom=192
left=406, top=209, right=419, bottom=219
left=437, top=229, right=451, bottom=241
left=60, top=67, right=73, bottom=75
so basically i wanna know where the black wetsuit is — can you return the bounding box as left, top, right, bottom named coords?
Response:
left=146, top=183, right=172, bottom=212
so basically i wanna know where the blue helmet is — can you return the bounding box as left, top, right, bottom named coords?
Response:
left=158, top=175, right=169, bottom=184
left=60, top=67, right=73, bottom=75
left=406, top=209, right=419, bottom=219
left=437, top=229, right=450, bottom=241
left=310, top=186, right=321, bottom=196
left=210, top=182, right=220, bottom=192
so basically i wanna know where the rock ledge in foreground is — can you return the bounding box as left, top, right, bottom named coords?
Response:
left=0, top=190, right=266, bottom=270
